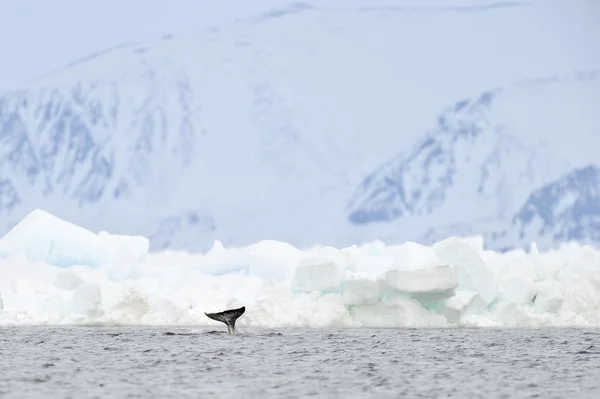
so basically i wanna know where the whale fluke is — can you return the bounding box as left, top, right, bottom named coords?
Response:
left=204, top=306, right=246, bottom=334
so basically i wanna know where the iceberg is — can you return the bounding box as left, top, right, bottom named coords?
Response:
left=0, top=209, right=149, bottom=268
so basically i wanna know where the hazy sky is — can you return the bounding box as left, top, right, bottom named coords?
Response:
left=0, top=0, right=599, bottom=91
left=0, top=0, right=278, bottom=89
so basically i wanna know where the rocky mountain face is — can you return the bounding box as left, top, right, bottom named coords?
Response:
left=347, top=71, right=600, bottom=250
left=493, top=165, right=600, bottom=250
left=0, top=42, right=210, bottom=246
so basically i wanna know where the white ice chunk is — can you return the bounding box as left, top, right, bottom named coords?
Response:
left=501, top=275, right=537, bottom=305
left=0, top=209, right=149, bottom=268
left=68, top=284, right=102, bottom=318
left=292, top=259, right=342, bottom=293
left=461, top=235, right=485, bottom=253
left=98, top=231, right=149, bottom=263
left=108, top=289, right=150, bottom=323
left=533, top=279, right=563, bottom=313
left=2, top=209, right=600, bottom=328
left=53, top=270, right=84, bottom=291
left=499, top=251, right=538, bottom=282
left=384, top=265, right=458, bottom=300
left=207, top=240, right=225, bottom=254
left=349, top=298, right=447, bottom=327
left=359, top=240, right=386, bottom=257
left=341, top=278, right=382, bottom=305
left=535, top=262, right=559, bottom=281
left=464, top=294, right=490, bottom=315
left=433, top=237, right=498, bottom=305
left=389, top=241, right=441, bottom=270
left=200, top=239, right=304, bottom=281
left=557, top=271, right=600, bottom=323
left=0, top=291, right=3, bottom=310
left=439, top=290, right=478, bottom=323
left=244, top=240, right=305, bottom=280
left=490, top=300, right=553, bottom=327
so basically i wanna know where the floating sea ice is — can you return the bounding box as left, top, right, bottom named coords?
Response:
left=68, top=284, right=103, bottom=318
left=338, top=243, right=395, bottom=276
left=53, top=270, right=84, bottom=291
left=438, top=290, right=478, bottom=323
left=2, top=208, right=600, bottom=328
left=201, top=239, right=304, bottom=280
left=433, top=236, right=498, bottom=305
left=489, top=300, right=556, bottom=327
left=291, top=258, right=343, bottom=293
left=97, top=231, right=149, bottom=263
left=556, top=271, right=600, bottom=324
left=357, top=240, right=386, bottom=257
left=388, top=241, right=442, bottom=270
left=341, top=277, right=382, bottom=305
left=244, top=240, right=306, bottom=280
left=533, top=279, right=563, bottom=313
left=349, top=297, right=448, bottom=328
left=106, top=289, right=151, bottom=324
left=500, top=274, right=536, bottom=305
left=383, top=265, right=458, bottom=301
left=460, top=235, right=485, bottom=253
left=534, top=260, right=559, bottom=281
left=0, top=209, right=149, bottom=268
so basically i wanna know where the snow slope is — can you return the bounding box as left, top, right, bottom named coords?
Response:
left=349, top=71, right=600, bottom=250
left=1, top=1, right=600, bottom=251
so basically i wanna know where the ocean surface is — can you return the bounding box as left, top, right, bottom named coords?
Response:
left=0, top=326, right=599, bottom=398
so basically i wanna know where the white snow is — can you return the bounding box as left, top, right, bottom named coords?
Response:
left=1, top=210, right=600, bottom=327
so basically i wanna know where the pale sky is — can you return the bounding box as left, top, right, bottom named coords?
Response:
left=0, top=0, right=280, bottom=89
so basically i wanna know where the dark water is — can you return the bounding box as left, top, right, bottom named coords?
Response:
left=0, top=327, right=599, bottom=398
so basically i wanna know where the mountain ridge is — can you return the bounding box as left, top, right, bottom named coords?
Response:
left=348, top=70, right=600, bottom=250
left=1, top=2, right=599, bottom=251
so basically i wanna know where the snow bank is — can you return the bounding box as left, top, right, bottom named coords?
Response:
left=1, top=210, right=600, bottom=327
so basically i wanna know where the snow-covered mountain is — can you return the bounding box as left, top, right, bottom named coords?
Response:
left=495, top=165, right=600, bottom=250
left=348, top=71, right=600, bottom=250
left=2, top=4, right=429, bottom=250
left=0, top=43, right=208, bottom=245
left=1, top=1, right=600, bottom=251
